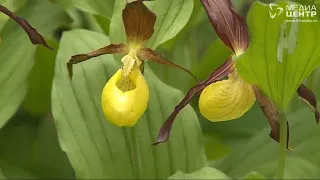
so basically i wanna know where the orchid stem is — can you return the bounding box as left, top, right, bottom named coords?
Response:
left=130, top=127, right=140, bottom=179
left=276, top=112, right=287, bottom=179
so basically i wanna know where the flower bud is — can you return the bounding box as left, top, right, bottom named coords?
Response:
left=199, top=72, right=255, bottom=121
left=101, top=67, right=149, bottom=127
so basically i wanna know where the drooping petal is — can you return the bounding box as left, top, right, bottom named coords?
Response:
left=0, top=5, right=52, bottom=49
left=253, top=86, right=290, bottom=148
left=137, top=48, right=199, bottom=82
left=101, top=67, right=149, bottom=127
left=199, top=71, right=255, bottom=121
left=152, top=57, right=234, bottom=145
left=67, top=43, right=129, bottom=79
left=122, top=0, right=156, bottom=46
left=297, top=84, right=320, bottom=123
left=200, top=0, right=249, bottom=55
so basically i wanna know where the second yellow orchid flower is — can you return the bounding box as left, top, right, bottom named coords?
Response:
left=199, top=70, right=256, bottom=121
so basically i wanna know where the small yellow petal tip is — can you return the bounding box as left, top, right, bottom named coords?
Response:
left=101, top=67, right=149, bottom=127
left=199, top=75, right=256, bottom=122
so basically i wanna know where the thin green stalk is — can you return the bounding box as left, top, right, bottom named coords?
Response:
left=276, top=113, right=287, bottom=179
left=130, top=127, right=140, bottom=179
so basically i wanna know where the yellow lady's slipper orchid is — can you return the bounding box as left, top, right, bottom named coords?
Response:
left=154, top=0, right=319, bottom=146
left=199, top=71, right=255, bottom=121
left=67, top=0, right=197, bottom=128
left=153, top=0, right=256, bottom=145
left=101, top=67, right=149, bottom=127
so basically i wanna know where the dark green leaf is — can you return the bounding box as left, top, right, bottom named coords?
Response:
left=49, top=0, right=115, bottom=19
left=193, top=39, right=231, bottom=81
left=0, top=113, right=74, bottom=178
left=21, top=40, right=58, bottom=117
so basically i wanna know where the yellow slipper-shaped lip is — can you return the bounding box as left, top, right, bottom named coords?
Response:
left=101, top=67, right=149, bottom=127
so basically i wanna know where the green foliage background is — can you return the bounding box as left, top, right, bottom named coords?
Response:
left=0, top=0, right=319, bottom=179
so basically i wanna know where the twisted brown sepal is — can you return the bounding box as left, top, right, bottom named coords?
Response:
left=0, top=4, right=52, bottom=49
left=297, top=84, right=320, bottom=123
left=67, top=43, right=128, bottom=79
left=123, top=0, right=156, bottom=45
left=253, top=86, right=290, bottom=149
left=138, top=48, right=199, bottom=82
left=152, top=57, right=234, bottom=145
left=200, top=0, right=249, bottom=55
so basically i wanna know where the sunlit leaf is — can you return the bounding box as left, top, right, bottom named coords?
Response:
left=147, top=0, right=194, bottom=49
left=168, top=167, right=230, bottom=179
left=51, top=29, right=206, bottom=179
left=236, top=1, right=320, bottom=111
left=0, top=1, right=71, bottom=128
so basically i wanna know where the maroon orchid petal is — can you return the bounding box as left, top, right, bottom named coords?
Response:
left=67, top=43, right=129, bottom=79
left=152, top=57, right=234, bottom=145
left=122, top=0, right=156, bottom=45
left=0, top=4, right=52, bottom=49
left=297, top=84, right=320, bottom=123
left=253, top=86, right=290, bottom=149
left=137, top=48, right=199, bottom=82
left=200, top=0, right=249, bottom=55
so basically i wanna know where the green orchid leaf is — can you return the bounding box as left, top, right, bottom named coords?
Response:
left=51, top=29, right=206, bottom=179
left=110, top=0, right=193, bottom=49
left=0, top=2, right=71, bottom=128
left=147, top=0, right=193, bottom=49
left=0, top=114, right=74, bottom=179
left=216, top=109, right=320, bottom=179
left=168, top=167, right=230, bottom=179
left=49, top=0, right=115, bottom=19
left=21, top=40, right=58, bottom=117
left=236, top=1, right=320, bottom=111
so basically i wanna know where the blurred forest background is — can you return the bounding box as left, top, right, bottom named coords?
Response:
left=0, top=0, right=319, bottom=179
